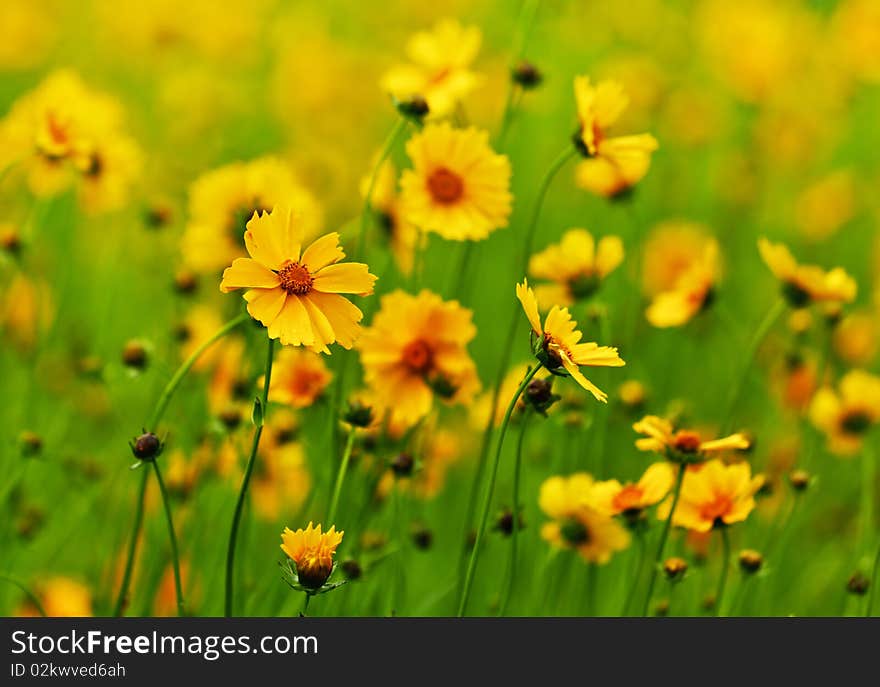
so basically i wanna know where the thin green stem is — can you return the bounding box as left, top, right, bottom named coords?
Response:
left=300, top=592, right=312, bottom=617
left=859, top=444, right=876, bottom=558
left=0, top=573, right=46, bottom=617
left=225, top=336, right=276, bottom=617
left=642, top=463, right=686, bottom=615
left=327, top=428, right=356, bottom=525
left=499, top=410, right=532, bottom=616
left=151, top=460, right=184, bottom=616
left=622, top=530, right=646, bottom=616
left=867, top=539, right=880, bottom=617
left=458, top=364, right=542, bottom=617
left=112, top=469, right=148, bottom=616
left=495, top=0, right=541, bottom=149
left=714, top=526, right=731, bottom=617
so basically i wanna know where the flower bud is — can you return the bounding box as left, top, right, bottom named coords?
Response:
left=173, top=270, right=198, bottom=295
left=524, top=377, right=559, bottom=415
left=663, top=557, right=688, bottom=582
left=396, top=95, right=430, bottom=122
left=1, top=226, right=21, bottom=254
left=493, top=507, right=525, bottom=537
left=511, top=61, right=543, bottom=89
left=738, top=549, right=763, bottom=574
left=130, top=432, right=162, bottom=461
left=411, top=524, right=433, bottom=550
left=340, top=559, right=362, bottom=581
left=121, top=340, right=148, bottom=370
left=218, top=406, right=242, bottom=430
left=19, top=431, right=43, bottom=458
left=788, top=469, right=811, bottom=492
left=847, top=571, right=870, bottom=596
left=390, top=452, right=414, bottom=478
left=343, top=400, right=374, bottom=428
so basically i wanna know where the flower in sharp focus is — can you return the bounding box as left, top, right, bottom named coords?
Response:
left=758, top=237, right=857, bottom=308
left=357, top=289, right=480, bottom=428
left=399, top=123, right=512, bottom=241
left=268, top=347, right=332, bottom=409
left=516, top=279, right=625, bottom=402
left=380, top=19, right=483, bottom=118
left=590, top=462, right=676, bottom=518
left=658, top=459, right=765, bottom=533
left=646, top=237, right=720, bottom=328
left=809, top=369, right=880, bottom=456
left=219, top=206, right=377, bottom=352
left=538, top=473, right=630, bottom=564
left=280, top=522, right=344, bottom=590
left=572, top=75, right=659, bottom=198
left=633, top=415, right=750, bottom=463
left=528, top=228, right=624, bottom=308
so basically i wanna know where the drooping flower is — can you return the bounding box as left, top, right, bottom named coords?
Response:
left=658, top=460, right=765, bottom=533
left=220, top=206, right=376, bottom=352
left=758, top=238, right=857, bottom=307
left=645, top=237, right=720, bottom=328
left=590, top=462, right=676, bottom=517
left=528, top=228, right=624, bottom=308
left=538, top=473, right=630, bottom=564
left=280, top=522, right=343, bottom=590
left=572, top=76, right=659, bottom=198
left=809, top=370, right=880, bottom=456
left=380, top=19, right=483, bottom=117
left=357, top=289, right=480, bottom=427
left=633, top=415, right=750, bottom=462
left=516, top=279, right=625, bottom=402
left=268, top=347, right=333, bottom=409
left=399, top=123, right=512, bottom=241
left=183, top=157, right=323, bottom=273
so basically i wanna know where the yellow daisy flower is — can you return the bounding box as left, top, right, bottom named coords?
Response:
left=658, top=460, right=764, bottom=533
left=645, top=237, right=719, bottom=328
left=528, top=228, right=624, bottom=307
left=590, top=462, right=676, bottom=517
left=380, top=19, right=483, bottom=117
left=399, top=123, right=512, bottom=241
left=268, top=347, right=333, bottom=409
left=633, top=415, right=750, bottom=462
left=809, top=369, right=880, bottom=456
left=539, top=473, right=631, bottom=564
left=280, top=522, right=343, bottom=590
left=758, top=237, right=857, bottom=307
left=219, top=206, right=376, bottom=352
left=516, top=279, right=625, bottom=402
left=357, top=289, right=480, bottom=428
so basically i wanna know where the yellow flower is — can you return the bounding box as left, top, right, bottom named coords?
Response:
left=268, top=347, right=333, bottom=408
left=539, top=473, right=630, bottom=564
left=15, top=577, right=92, bottom=617
left=659, top=460, right=765, bottom=533
left=399, top=123, right=512, bottom=241
left=590, top=462, right=675, bottom=516
left=280, top=522, right=344, bottom=589
left=641, top=221, right=712, bottom=296
left=360, top=159, right=418, bottom=275
left=573, top=75, right=659, bottom=198
left=516, top=279, right=625, bottom=402
left=380, top=19, right=483, bottom=117
left=357, top=289, right=480, bottom=428
left=2, top=273, right=54, bottom=352
left=528, top=228, right=624, bottom=308
left=809, top=370, right=880, bottom=456
left=220, top=206, right=376, bottom=352
left=645, top=237, right=719, bottom=328
left=758, top=237, right=857, bottom=307
left=74, top=131, right=142, bottom=214
left=182, top=157, right=323, bottom=273
left=794, top=170, right=856, bottom=241
left=253, top=416, right=311, bottom=520
left=633, top=415, right=750, bottom=461
left=833, top=311, right=879, bottom=365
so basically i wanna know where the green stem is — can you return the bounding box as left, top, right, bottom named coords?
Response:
left=0, top=573, right=46, bottom=617
left=225, top=336, right=276, bottom=617
left=458, top=364, right=541, bottom=617
left=859, top=444, right=876, bottom=558
left=622, top=530, right=646, bottom=616
left=356, top=116, right=408, bottom=258
left=495, top=0, right=541, bottom=149
left=327, top=428, right=356, bottom=525
left=151, top=460, right=184, bottom=616
left=300, top=592, right=312, bottom=617
left=714, top=526, right=731, bottom=617
left=867, top=539, right=880, bottom=617
left=499, top=410, right=531, bottom=616
left=112, top=469, right=148, bottom=616
left=642, top=463, right=686, bottom=615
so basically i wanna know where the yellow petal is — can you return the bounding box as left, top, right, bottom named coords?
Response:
left=220, top=258, right=279, bottom=293
left=561, top=353, right=607, bottom=403
left=268, top=295, right=315, bottom=347
left=244, top=287, right=287, bottom=326
left=306, top=292, right=363, bottom=350
left=312, top=262, right=376, bottom=295
left=301, top=232, right=345, bottom=272
left=516, top=279, right=543, bottom=337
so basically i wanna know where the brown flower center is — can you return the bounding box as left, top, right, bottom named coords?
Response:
left=672, top=430, right=702, bottom=454
left=427, top=167, right=464, bottom=205
left=699, top=494, right=733, bottom=524
left=277, top=260, right=313, bottom=295
left=840, top=410, right=872, bottom=436
left=612, top=485, right=644, bottom=512
left=402, top=339, right=433, bottom=373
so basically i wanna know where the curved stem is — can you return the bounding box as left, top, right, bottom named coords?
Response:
left=327, top=427, right=356, bottom=525
left=113, top=312, right=247, bottom=617
left=642, top=463, right=686, bottom=615
left=0, top=573, right=46, bottom=617
left=499, top=409, right=531, bottom=616
left=867, top=540, right=880, bottom=617
left=300, top=592, right=312, bottom=617
left=225, top=336, right=276, bottom=617
left=152, top=460, right=184, bottom=616
left=714, top=526, right=731, bottom=617
left=458, top=364, right=541, bottom=617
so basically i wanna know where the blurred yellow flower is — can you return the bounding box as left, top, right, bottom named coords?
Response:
left=2, top=273, right=54, bottom=351
left=281, top=522, right=343, bottom=589
left=794, top=170, right=856, bottom=241
left=400, top=123, right=512, bottom=241
left=659, top=460, right=764, bottom=533
left=15, top=577, right=92, bottom=617
left=645, top=237, right=719, bottom=328
left=833, top=311, right=879, bottom=366
left=220, top=206, right=376, bottom=352
left=360, top=159, right=418, bottom=275
left=590, top=462, right=676, bottom=516
left=516, top=279, right=625, bottom=402
left=0, top=0, right=54, bottom=70
left=528, top=228, right=624, bottom=307
left=268, top=347, right=333, bottom=408
left=831, top=0, right=880, bottom=84
left=381, top=19, right=483, bottom=117
left=809, top=370, right=880, bottom=456
left=357, top=289, right=480, bottom=427
left=253, top=421, right=311, bottom=520
left=758, top=238, right=857, bottom=307
left=469, top=363, right=550, bottom=429
left=539, top=473, right=630, bottom=564
left=641, top=221, right=710, bottom=295
left=634, top=415, right=750, bottom=461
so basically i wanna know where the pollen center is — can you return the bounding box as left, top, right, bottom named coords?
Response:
left=673, top=430, right=702, bottom=454
left=427, top=167, right=464, bottom=205
left=613, top=485, right=644, bottom=512
left=278, top=260, right=313, bottom=295
left=402, top=339, right=433, bottom=373
left=699, top=494, right=733, bottom=523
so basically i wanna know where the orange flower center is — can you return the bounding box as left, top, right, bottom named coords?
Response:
left=699, top=494, right=733, bottom=525
left=47, top=111, right=70, bottom=146
left=429, top=67, right=452, bottom=85
left=427, top=167, right=464, bottom=205
left=402, top=339, right=433, bottom=373
left=291, top=371, right=325, bottom=399
left=278, top=260, right=313, bottom=295
left=612, top=485, right=644, bottom=512
left=672, top=430, right=702, bottom=454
